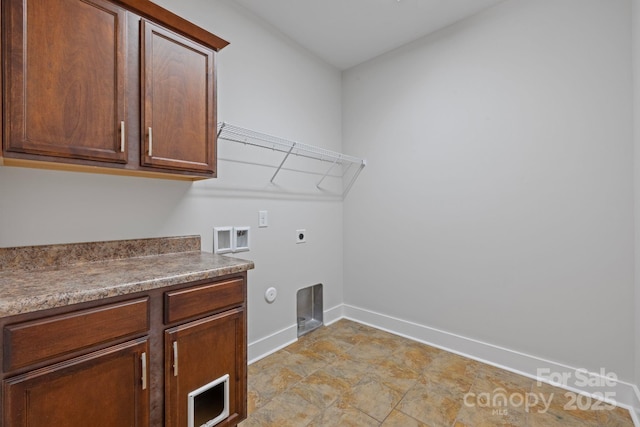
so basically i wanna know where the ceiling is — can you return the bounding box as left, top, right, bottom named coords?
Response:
left=232, top=0, right=506, bottom=70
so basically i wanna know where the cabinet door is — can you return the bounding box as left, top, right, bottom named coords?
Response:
left=3, top=339, right=149, bottom=427
left=165, top=308, right=246, bottom=427
left=4, top=0, right=128, bottom=163
left=141, top=20, right=216, bottom=174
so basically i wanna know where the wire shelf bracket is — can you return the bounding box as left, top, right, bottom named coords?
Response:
left=217, top=122, right=366, bottom=197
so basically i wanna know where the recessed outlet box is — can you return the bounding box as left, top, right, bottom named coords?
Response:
left=233, top=227, right=250, bottom=252
left=213, top=227, right=233, bottom=254
left=296, top=229, right=306, bottom=244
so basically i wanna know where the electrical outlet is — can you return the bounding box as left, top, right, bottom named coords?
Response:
left=296, top=229, right=306, bottom=244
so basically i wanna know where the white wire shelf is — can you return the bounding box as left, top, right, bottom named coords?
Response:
left=217, top=122, right=366, bottom=197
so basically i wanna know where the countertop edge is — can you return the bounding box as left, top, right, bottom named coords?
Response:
left=0, top=253, right=255, bottom=318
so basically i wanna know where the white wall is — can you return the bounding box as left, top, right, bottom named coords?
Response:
left=633, top=0, right=640, bottom=393
left=343, top=0, right=635, bottom=384
left=0, top=0, right=344, bottom=353
left=1, top=0, right=638, bottom=397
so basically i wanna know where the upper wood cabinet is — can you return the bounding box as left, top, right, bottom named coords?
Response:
left=141, top=20, right=215, bottom=174
left=4, top=0, right=128, bottom=164
left=1, top=0, right=228, bottom=180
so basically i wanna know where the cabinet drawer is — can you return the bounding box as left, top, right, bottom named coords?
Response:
left=4, top=298, right=149, bottom=372
left=165, top=278, right=244, bottom=324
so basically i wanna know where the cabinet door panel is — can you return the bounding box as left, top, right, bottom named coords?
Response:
left=4, top=0, right=128, bottom=163
left=165, top=308, right=246, bottom=427
left=141, top=20, right=215, bottom=174
left=3, top=339, right=149, bottom=426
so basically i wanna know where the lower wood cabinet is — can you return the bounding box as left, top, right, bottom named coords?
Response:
left=0, top=273, right=247, bottom=427
left=165, top=308, right=246, bottom=427
left=3, top=338, right=150, bottom=426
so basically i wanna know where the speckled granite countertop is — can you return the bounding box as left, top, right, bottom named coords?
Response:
left=0, top=236, right=254, bottom=317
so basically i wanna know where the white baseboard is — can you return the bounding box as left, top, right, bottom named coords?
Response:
left=247, top=304, right=344, bottom=364
left=323, top=303, right=344, bottom=326
left=247, top=323, right=297, bottom=365
left=246, top=303, right=640, bottom=425
left=342, top=303, right=640, bottom=424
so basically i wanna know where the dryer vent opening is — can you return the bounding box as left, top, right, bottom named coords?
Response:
left=296, top=284, right=323, bottom=338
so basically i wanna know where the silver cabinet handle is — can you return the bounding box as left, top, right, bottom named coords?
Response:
left=120, top=121, right=125, bottom=152
left=141, top=352, right=147, bottom=390
left=148, top=127, right=153, bottom=157
left=173, top=341, right=178, bottom=377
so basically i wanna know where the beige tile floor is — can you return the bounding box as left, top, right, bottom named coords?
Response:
left=239, top=319, right=634, bottom=427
